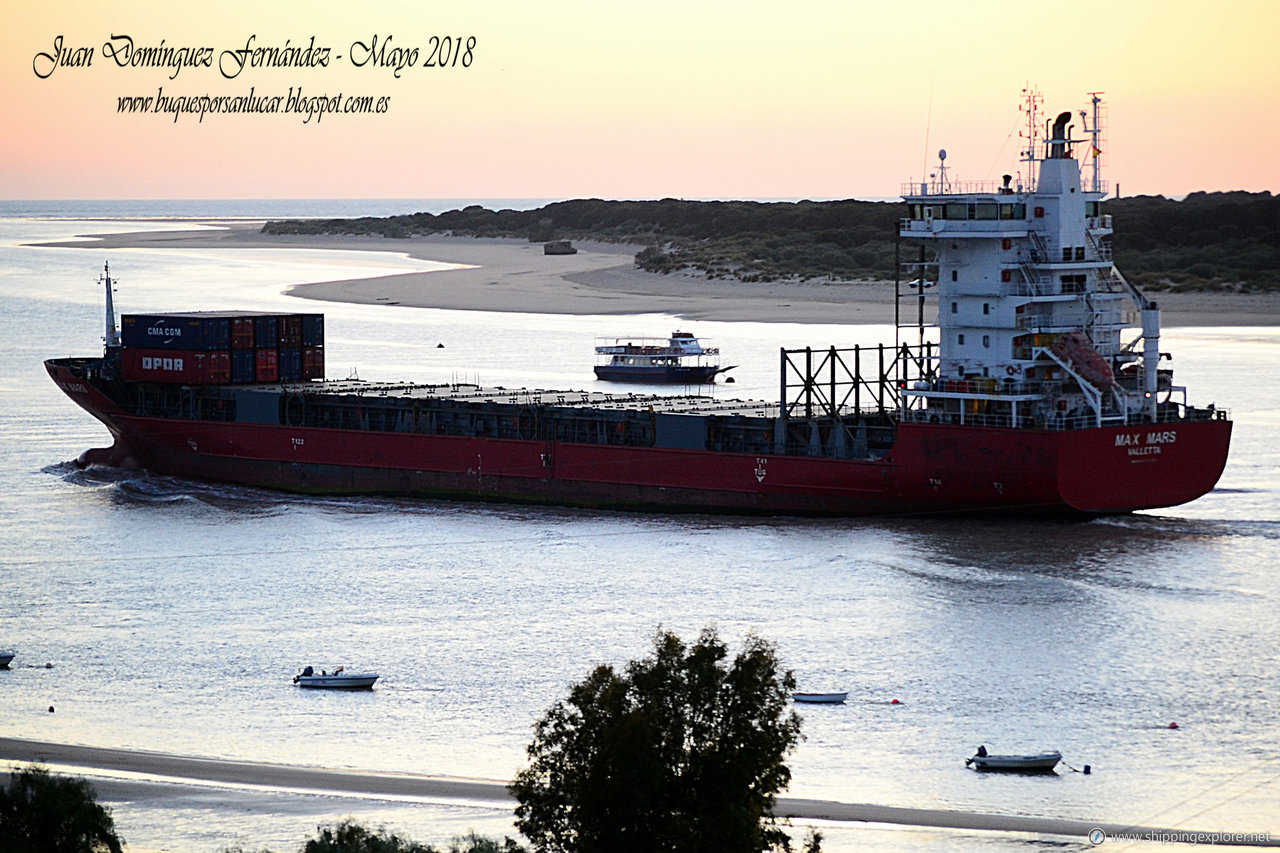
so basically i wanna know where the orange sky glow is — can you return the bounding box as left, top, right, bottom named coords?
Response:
left=5, top=0, right=1278, bottom=200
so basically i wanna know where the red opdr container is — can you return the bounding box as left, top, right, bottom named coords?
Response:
left=122, top=349, right=231, bottom=384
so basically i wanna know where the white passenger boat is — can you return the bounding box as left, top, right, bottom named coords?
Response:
left=292, top=666, right=378, bottom=689
left=594, top=331, right=732, bottom=383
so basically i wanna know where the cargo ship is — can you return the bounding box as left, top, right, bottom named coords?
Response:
left=46, top=95, right=1231, bottom=516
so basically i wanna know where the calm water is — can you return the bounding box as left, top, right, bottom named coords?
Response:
left=1, top=204, right=1277, bottom=851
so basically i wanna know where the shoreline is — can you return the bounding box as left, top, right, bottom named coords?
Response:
left=34, top=225, right=1280, bottom=327
left=3, top=738, right=1274, bottom=846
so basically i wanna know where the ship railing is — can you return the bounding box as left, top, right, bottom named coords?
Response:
left=1094, top=273, right=1130, bottom=295
left=1086, top=214, right=1114, bottom=233
left=1017, top=316, right=1087, bottom=333
left=1005, top=281, right=1058, bottom=298
left=910, top=378, right=1055, bottom=397
left=900, top=179, right=1010, bottom=197
left=901, top=402, right=1228, bottom=431
left=1085, top=230, right=1113, bottom=262
left=1018, top=261, right=1050, bottom=290
left=900, top=408, right=1045, bottom=430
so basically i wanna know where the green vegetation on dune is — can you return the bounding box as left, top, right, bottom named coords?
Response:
left=1109, top=192, right=1280, bottom=292
left=261, top=198, right=902, bottom=283
left=262, top=192, right=1279, bottom=292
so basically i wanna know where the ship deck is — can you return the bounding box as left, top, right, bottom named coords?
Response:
left=270, top=380, right=782, bottom=419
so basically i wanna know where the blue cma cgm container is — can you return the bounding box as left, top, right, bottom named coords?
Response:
left=120, top=311, right=325, bottom=361
left=121, top=314, right=232, bottom=351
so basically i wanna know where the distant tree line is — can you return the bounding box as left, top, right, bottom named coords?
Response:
left=1108, top=191, right=1279, bottom=292
left=261, top=192, right=1279, bottom=292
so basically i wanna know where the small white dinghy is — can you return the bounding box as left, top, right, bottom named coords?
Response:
left=791, top=691, right=848, bottom=704
left=292, top=666, right=378, bottom=690
left=966, top=745, right=1062, bottom=772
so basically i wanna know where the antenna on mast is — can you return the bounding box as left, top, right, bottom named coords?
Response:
left=100, top=262, right=120, bottom=348
left=1080, top=91, right=1106, bottom=194
left=1019, top=86, right=1043, bottom=190
left=920, top=80, right=935, bottom=188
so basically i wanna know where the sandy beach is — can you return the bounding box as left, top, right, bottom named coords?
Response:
left=39, top=225, right=1280, bottom=327
left=3, top=738, right=1274, bottom=847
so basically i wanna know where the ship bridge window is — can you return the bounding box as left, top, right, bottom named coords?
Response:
left=944, top=203, right=972, bottom=220
left=1062, top=274, right=1086, bottom=293
left=975, top=204, right=998, bottom=220
left=1086, top=201, right=1101, bottom=217
left=999, top=203, right=1026, bottom=220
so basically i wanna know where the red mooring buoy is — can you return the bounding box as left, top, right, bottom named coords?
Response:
left=1168, top=722, right=1180, bottom=729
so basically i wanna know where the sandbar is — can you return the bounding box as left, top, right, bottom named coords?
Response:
left=36, top=225, right=1280, bottom=327
left=3, top=738, right=1275, bottom=846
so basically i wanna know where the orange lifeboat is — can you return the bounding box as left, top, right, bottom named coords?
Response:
left=1050, top=332, right=1114, bottom=390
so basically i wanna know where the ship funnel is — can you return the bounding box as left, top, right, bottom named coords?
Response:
left=1049, top=111, right=1073, bottom=159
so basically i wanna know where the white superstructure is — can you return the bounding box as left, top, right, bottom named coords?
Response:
left=899, top=92, right=1168, bottom=428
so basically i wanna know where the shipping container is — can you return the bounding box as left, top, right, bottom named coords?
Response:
left=255, top=347, right=279, bottom=382
left=122, top=348, right=230, bottom=384
left=301, top=314, right=324, bottom=347
left=278, top=315, right=303, bottom=348
left=303, top=346, right=325, bottom=380
left=254, top=316, right=278, bottom=349
left=231, top=317, right=255, bottom=349
left=121, top=314, right=232, bottom=351
left=210, top=352, right=231, bottom=384
left=279, top=347, right=302, bottom=382
left=231, top=350, right=256, bottom=383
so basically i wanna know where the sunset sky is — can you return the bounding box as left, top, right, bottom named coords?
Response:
left=5, top=0, right=1278, bottom=200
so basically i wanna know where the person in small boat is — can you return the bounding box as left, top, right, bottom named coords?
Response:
left=301, top=666, right=314, bottom=677
left=976, top=745, right=988, bottom=757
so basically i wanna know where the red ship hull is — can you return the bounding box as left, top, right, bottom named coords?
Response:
left=48, top=362, right=1231, bottom=516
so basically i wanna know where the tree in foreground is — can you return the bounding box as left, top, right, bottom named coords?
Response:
left=509, top=627, right=805, bottom=853
left=0, top=764, right=124, bottom=853
left=224, top=822, right=526, bottom=853
left=295, top=821, right=523, bottom=853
